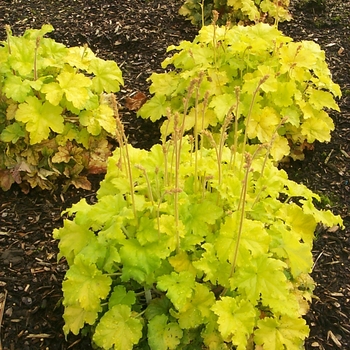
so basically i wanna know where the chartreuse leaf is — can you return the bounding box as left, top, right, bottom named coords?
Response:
left=38, top=37, right=68, bottom=68
left=3, top=75, right=33, bottom=102
left=307, top=87, right=340, bottom=111
left=174, top=283, right=215, bottom=329
left=137, top=216, right=162, bottom=245
left=63, top=305, right=97, bottom=336
left=277, top=202, right=317, bottom=246
left=254, top=315, right=309, bottom=350
left=41, top=67, right=91, bottom=109
left=138, top=94, right=168, bottom=122
left=149, top=72, right=179, bottom=96
left=57, top=68, right=92, bottom=108
left=272, top=81, right=296, bottom=108
left=279, top=42, right=316, bottom=74
left=61, top=255, right=112, bottom=336
left=93, top=304, right=143, bottom=350
left=270, top=136, right=290, bottom=161
left=301, top=110, right=335, bottom=143
left=300, top=198, right=343, bottom=229
left=62, top=255, right=112, bottom=311
left=157, top=271, right=195, bottom=310
left=157, top=214, right=184, bottom=252
left=72, top=194, right=127, bottom=230
left=65, top=46, right=97, bottom=70
left=89, top=58, right=124, bottom=93
left=148, top=314, right=183, bottom=350
left=180, top=197, right=223, bottom=248
left=22, top=24, right=54, bottom=40
left=108, top=285, right=136, bottom=308
left=100, top=243, right=122, bottom=273
left=237, top=0, right=260, bottom=21
left=168, top=251, right=197, bottom=276
left=192, top=243, right=231, bottom=287
left=79, top=104, right=116, bottom=136
left=247, top=106, right=280, bottom=143
left=209, top=94, right=236, bottom=123
left=98, top=219, right=127, bottom=243
left=55, top=122, right=80, bottom=146
left=268, top=221, right=313, bottom=278
left=7, top=36, right=35, bottom=76
left=215, top=214, right=270, bottom=267
left=212, top=296, right=257, bottom=350
left=0, top=122, right=25, bottom=143
left=120, top=239, right=163, bottom=284
left=53, top=220, right=97, bottom=265
left=231, top=255, right=298, bottom=316
left=78, top=241, right=108, bottom=267
left=15, top=96, right=64, bottom=144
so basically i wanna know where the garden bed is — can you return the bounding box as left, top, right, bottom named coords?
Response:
left=0, top=0, right=349, bottom=349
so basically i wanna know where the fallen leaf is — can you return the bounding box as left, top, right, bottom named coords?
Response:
left=125, top=91, right=147, bottom=111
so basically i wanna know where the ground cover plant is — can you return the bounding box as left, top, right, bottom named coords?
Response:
left=54, top=63, right=342, bottom=348
left=0, top=0, right=349, bottom=349
left=138, top=21, right=341, bottom=161
left=0, top=24, right=123, bottom=192
left=179, top=0, right=291, bottom=26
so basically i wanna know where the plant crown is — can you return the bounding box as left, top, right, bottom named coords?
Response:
left=179, top=0, right=292, bottom=27
left=55, top=72, right=342, bottom=349
left=0, top=25, right=123, bottom=192
left=138, top=23, right=341, bottom=161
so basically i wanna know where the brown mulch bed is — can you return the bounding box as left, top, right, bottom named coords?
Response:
left=0, top=0, right=349, bottom=349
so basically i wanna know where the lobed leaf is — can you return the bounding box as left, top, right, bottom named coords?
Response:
left=212, top=296, right=257, bottom=349
left=93, top=305, right=143, bottom=350
left=148, top=314, right=183, bottom=350
left=254, top=315, right=309, bottom=350
left=89, top=58, right=124, bottom=93
left=0, top=122, right=25, bottom=143
left=15, top=96, right=64, bottom=144
left=157, top=271, right=195, bottom=310
left=62, top=255, right=112, bottom=311
left=63, top=305, right=98, bottom=336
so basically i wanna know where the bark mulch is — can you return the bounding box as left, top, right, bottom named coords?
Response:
left=0, top=0, right=349, bottom=349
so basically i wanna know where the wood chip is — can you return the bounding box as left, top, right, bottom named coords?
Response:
left=327, top=330, right=342, bottom=348
left=26, top=333, right=53, bottom=339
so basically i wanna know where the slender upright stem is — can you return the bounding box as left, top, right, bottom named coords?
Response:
left=5, top=25, right=12, bottom=55
left=231, top=87, right=240, bottom=170
left=34, top=36, right=40, bottom=81
left=240, top=75, right=269, bottom=173
left=200, top=0, right=205, bottom=27
left=173, top=114, right=181, bottom=253
left=113, top=95, right=138, bottom=225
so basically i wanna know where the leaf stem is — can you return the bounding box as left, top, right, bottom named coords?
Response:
left=173, top=113, right=181, bottom=253
left=240, top=75, right=269, bottom=172
left=193, top=73, right=204, bottom=194
left=135, top=165, right=154, bottom=206
left=34, top=36, right=41, bottom=81
left=115, top=105, right=138, bottom=224
left=230, top=149, right=258, bottom=280
left=231, top=87, right=240, bottom=170
left=5, top=25, right=12, bottom=55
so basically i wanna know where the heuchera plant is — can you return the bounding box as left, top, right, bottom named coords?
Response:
left=138, top=23, right=341, bottom=161
left=0, top=25, right=123, bottom=192
left=179, top=0, right=291, bottom=27
left=54, top=78, right=343, bottom=349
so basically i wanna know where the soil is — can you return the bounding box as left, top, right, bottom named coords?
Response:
left=0, top=0, right=349, bottom=349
